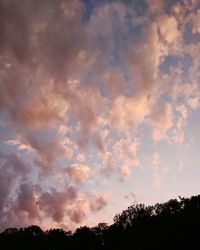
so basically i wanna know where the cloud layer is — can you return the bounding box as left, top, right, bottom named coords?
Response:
left=0, top=0, right=200, bottom=231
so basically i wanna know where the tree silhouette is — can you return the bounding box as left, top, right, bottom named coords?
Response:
left=46, top=228, right=72, bottom=250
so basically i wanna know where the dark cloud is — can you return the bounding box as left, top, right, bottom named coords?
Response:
left=89, top=195, right=108, bottom=212
left=0, top=152, right=31, bottom=230
left=38, top=186, right=78, bottom=223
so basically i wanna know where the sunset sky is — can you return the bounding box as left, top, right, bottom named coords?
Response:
left=0, top=0, right=200, bottom=231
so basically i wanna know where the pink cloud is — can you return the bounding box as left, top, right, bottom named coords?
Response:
left=128, top=22, right=161, bottom=91
left=100, top=151, right=117, bottom=176
left=120, top=165, right=132, bottom=179
left=68, top=199, right=88, bottom=224
left=89, top=192, right=111, bottom=213
left=188, top=97, right=200, bottom=109
left=157, top=15, right=180, bottom=44
left=110, top=94, right=152, bottom=130
left=6, top=136, right=33, bottom=152
left=76, top=153, right=86, bottom=163
left=148, top=0, right=165, bottom=13
left=176, top=104, right=188, bottom=119
left=14, top=183, right=40, bottom=220
left=67, top=164, right=91, bottom=184
left=151, top=103, right=173, bottom=141
left=100, top=138, right=139, bottom=180
left=38, top=186, right=77, bottom=223
left=172, top=129, right=185, bottom=144
left=0, top=0, right=200, bottom=232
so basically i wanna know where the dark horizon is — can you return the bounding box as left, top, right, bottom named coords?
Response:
left=1, top=193, right=200, bottom=249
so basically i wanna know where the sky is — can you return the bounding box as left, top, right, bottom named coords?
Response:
left=0, top=0, right=200, bottom=232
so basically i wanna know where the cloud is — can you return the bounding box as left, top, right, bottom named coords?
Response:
left=89, top=192, right=111, bottom=213
left=157, top=15, right=179, bottom=44
left=68, top=199, right=88, bottom=224
left=0, top=152, right=33, bottom=230
left=0, top=172, right=111, bottom=231
left=14, top=183, right=40, bottom=220
left=151, top=103, right=173, bottom=141
left=76, top=153, right=86, bottom=163
left=68, top=88, right=102, bottom=147
left=169, top=104, right=188, bottom=144
left=100, top=138, right=139, bottom=180
left=113, top=138, right=140, bottom=178
left=124, top=192, right=142, bottom=206
left=110, top=94, right=152, bottom=130
left=0, top=170, right=12, bottom=213
left=172, top=129, right=185, bottom=144
left=148, top=0, right=165, bottom=13
left=0, top=0, right=200, bottom=232
left=100, top=151, right=117, bottom=176
left=0, top=183, right=79, bottom=230
left=6, top=136, right=33, bottom=152
left=151, top=103, right=173, bottom=130
left=26, top=134, right=66, bottom=172
left=66, top=164, right=91, bottom=184
left=113, top=138, right=139, bottom=166
left=68, top=191, right=111, bottom=224
left=38, top=186, right=78, bottom=223
left=0, top=152, right=30, bottom=181
left=192, top=9, right=200, bottom=34
left=128, top=22, right=161, bottom=92
left=120, top=165, right=132, bottom=179
left=188, top=97, right=200, bottom=109
left=176, top=104, right=188, bottom=119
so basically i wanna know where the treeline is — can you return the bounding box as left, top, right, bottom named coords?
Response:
left=1, top=195, right=200, bottom=249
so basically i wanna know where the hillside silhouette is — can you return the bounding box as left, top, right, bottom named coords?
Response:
left=1, top=195, right=200, bottom=249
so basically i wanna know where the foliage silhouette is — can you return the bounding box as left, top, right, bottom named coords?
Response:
left=1, top=195, right=200, bottom=249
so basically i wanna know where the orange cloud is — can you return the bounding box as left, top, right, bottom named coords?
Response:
left=148, top=0, right=165, bottom=13
left=76, top=153, right=86, bottom=163
left=110, top=94, right=152, bottom=130
left=157, top=15, right=179, bottom=44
